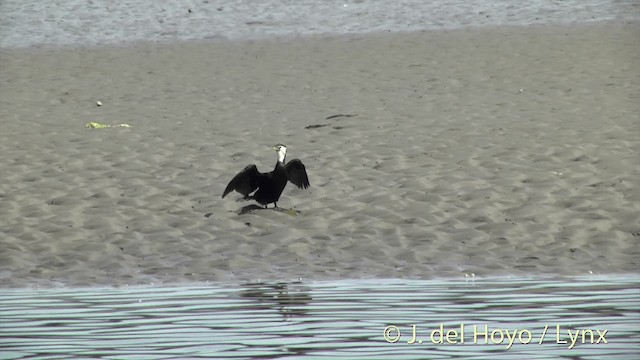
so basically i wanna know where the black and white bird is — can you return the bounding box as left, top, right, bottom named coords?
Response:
left=222, top=144, right=310, bottom=208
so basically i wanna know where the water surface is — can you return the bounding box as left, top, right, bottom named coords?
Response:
left=1, top=0, right=639, bottom=48
left=1, top=275, right=638, bottom=359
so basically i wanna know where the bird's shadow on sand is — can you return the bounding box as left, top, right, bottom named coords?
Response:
left=238, top=204, right=301, bottom=216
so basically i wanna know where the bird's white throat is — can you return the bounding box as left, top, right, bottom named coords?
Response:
left=276, top=146, right=287, bottom=163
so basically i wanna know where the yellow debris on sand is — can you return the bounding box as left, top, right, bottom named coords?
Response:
left=84, top=122, right=131, bottom=129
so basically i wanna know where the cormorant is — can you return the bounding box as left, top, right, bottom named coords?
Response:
left=222, top=144, right=310, bottom=208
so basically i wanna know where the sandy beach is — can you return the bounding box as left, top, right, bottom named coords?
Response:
left=0, top=22, right=638, bottom=287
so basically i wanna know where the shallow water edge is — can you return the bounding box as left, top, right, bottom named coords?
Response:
left=1, top=275, right=638, bottom=359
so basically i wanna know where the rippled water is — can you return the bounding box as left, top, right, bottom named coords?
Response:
left=1, top=0, right=639, bottom=48
left=1, top=275, right=638, bottom=359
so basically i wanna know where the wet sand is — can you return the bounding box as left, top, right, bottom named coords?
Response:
left=0, top=22, right=638, bottom=287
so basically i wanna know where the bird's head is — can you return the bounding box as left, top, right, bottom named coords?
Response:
left=273, top=143, right=287, bottom=162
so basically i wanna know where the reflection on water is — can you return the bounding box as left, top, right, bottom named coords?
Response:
left=1, top=275, right=638, bottom=359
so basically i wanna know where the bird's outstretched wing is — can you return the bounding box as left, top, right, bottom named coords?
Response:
left=285, top=159, right=310, bottom=189
left=222, top=164, right=261, bottom=198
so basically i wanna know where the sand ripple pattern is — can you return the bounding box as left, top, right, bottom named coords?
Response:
left=0, top=24, right=639, bottom=286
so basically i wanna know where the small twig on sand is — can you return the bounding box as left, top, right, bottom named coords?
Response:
left=325, top=114, right=357, bottom=120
